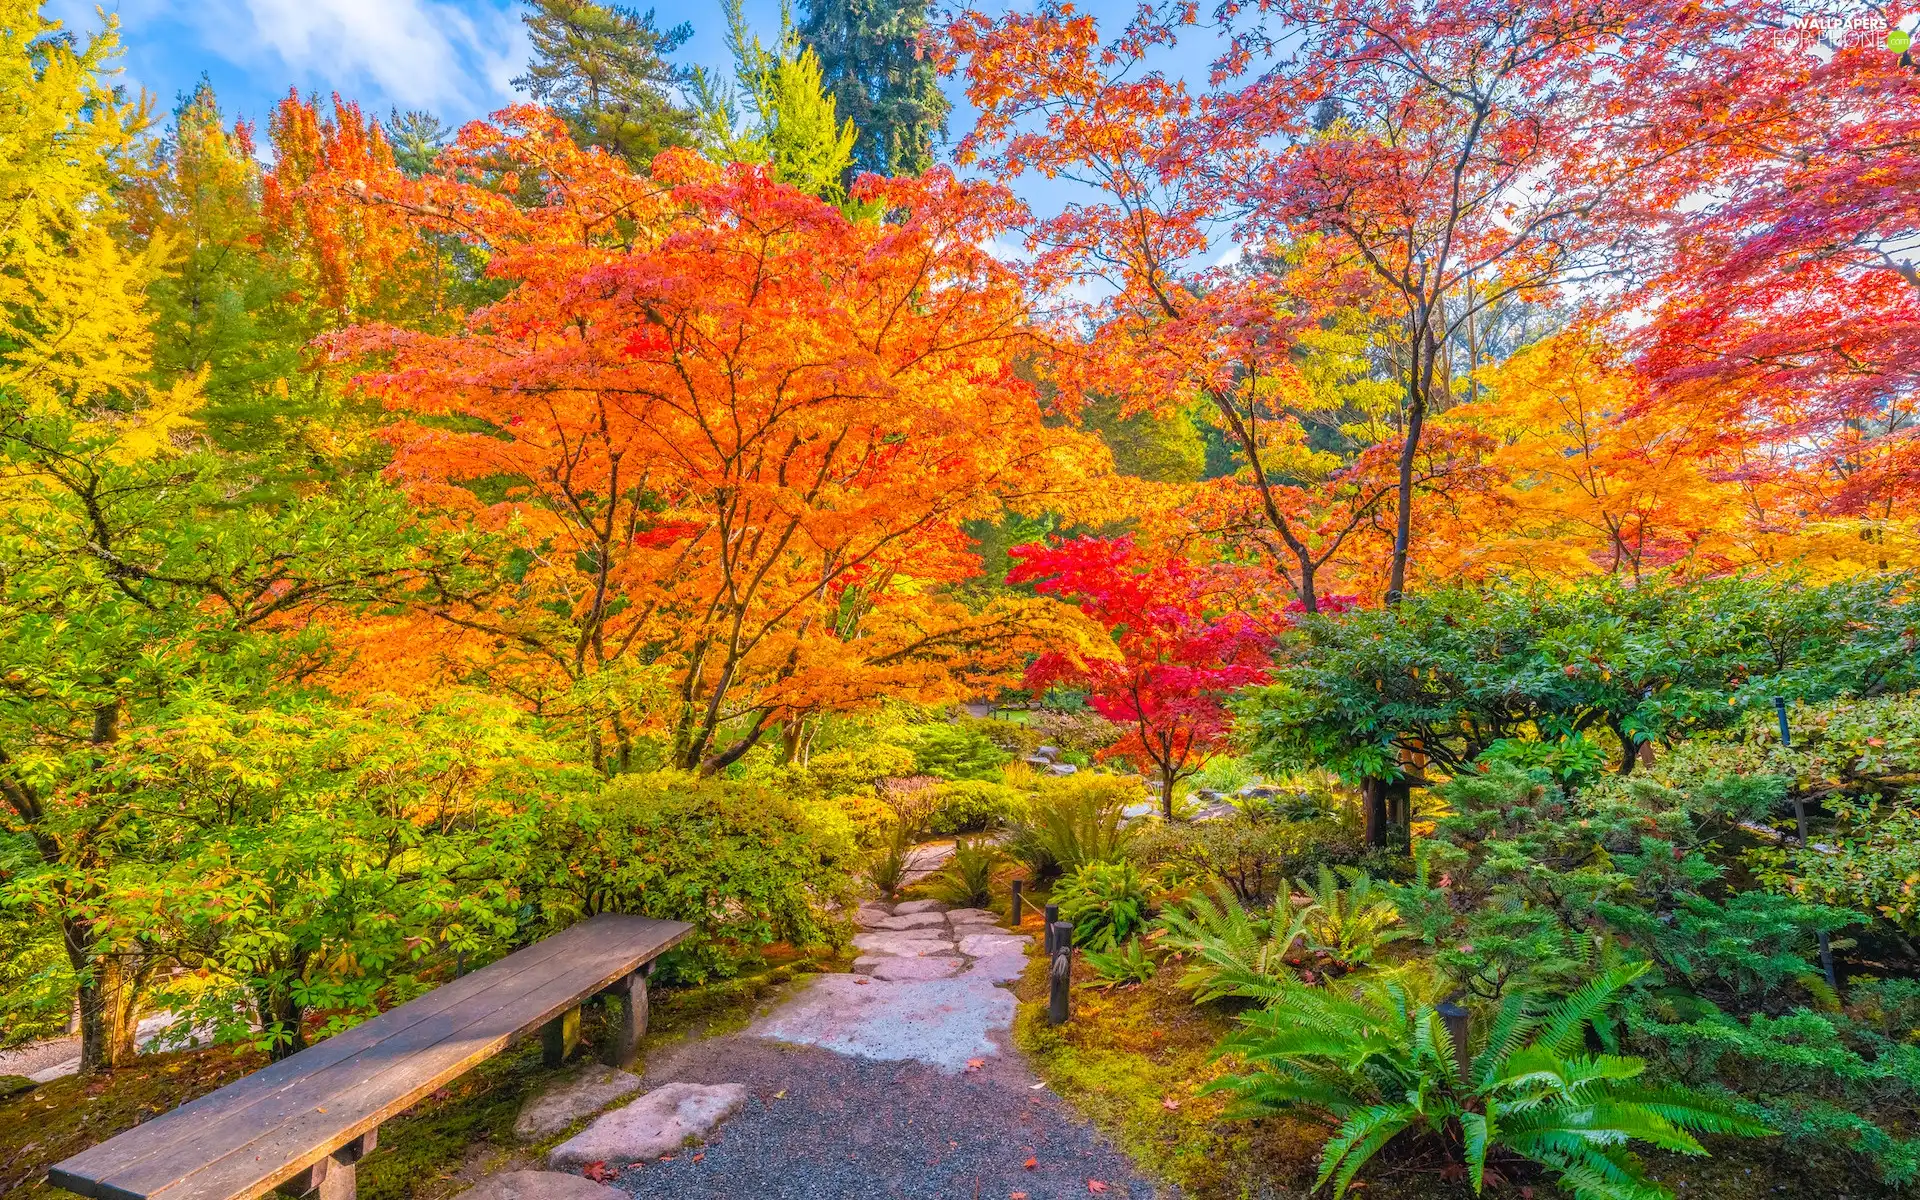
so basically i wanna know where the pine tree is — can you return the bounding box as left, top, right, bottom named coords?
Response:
left=695, top=0, right=859, bottom=200
left=799, top=0, right=949, bottom=178
left=512, top=0, right=697, bottom=167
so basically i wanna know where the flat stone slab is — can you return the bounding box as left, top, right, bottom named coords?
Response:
left=514, top=1064, right=643, bottom=1140
left=855, top=955, right=965, bottom=981
left=549, top=1082, right=748, bottom=1169
left=944, top=908, right=992, bottom=923
left=957, top=932, right=1030, bottom=958
left=854, top=905, right=893, bottom=928
left=892, top=899, right=950, bottom=915
left=869, top=912, right=948, bottom=931
left=751, top=974, right=1016, bottom=1072
left=851, top=931, right=957, bottom=957
left=454, top=1172, right=626, bottom=1200
left=962, top=953, right=1030, bottom=985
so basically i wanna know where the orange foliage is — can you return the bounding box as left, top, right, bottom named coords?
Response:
left=312, top=109, right=1110, bottom=772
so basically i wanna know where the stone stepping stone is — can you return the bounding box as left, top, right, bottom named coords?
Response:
left=549, top=1082, right=748, bottom=1170
left=944, top=908, right=992, bottom=923
left=454, top=1171, right=626, bottom=1200
left=958, top=932, right=1030, bottom=958
left=514, top=1064, right=643, bottom=1140
left=853, top=954, right=965, bottom=981
left=962, top=952, right=1030, bottom=985
left=851, top=932, right=958, bottom=957
left=751, top=974, right=1015, bottom=1072
left=870, top=912, right=947, bottom=931
left=892, top=899, right=950, bottom=915
left=854, top=905, right=893, bottom=928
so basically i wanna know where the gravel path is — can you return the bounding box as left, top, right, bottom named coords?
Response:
left=606, top=899, right=1161, bottom=1199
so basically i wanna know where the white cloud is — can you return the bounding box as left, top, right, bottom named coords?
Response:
left=214, top=0, right=527, bottom=115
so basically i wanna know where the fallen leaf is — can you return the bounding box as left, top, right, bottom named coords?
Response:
left=1029, top=1081, right=1047, bottom=1090
left=1088, top=1181, right=1110, bottom=1194
left=1161, top=1097, right=1180, bottom=1111
left=1012, top=1193, right=1029, bottom=1199
left=581, top=1162, right=615, bottom=1183
left=772, top=1089, right=787, bottom=1099
left=966, top=1057, right=986, bottom=1072
left=855, top=978, right=870, bottom=986
left=691, top=1153, right=704, bottom=1163
left=1024, top=1157, right=1038, bottom=1170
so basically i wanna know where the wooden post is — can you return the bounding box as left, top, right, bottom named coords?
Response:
left=276, top=1130, right=376, bottom=1200
left=1437, top=1001, right=1471, bottom=1085
left=542, top=1004, right=581, bottom=1068
left=1043, top=903, right=1060, bottom=954
left=602, top=964, right=650, bottom=1070
left=1048, top=922, right=1074, bottom=1026
left=1011, top=879, right=1024, bottom=927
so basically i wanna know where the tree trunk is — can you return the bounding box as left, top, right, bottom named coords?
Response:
left=76, top=948, right=150, bottom=1073
left=1362, top=778, right=1389, bottom=848
left=1160, top=768, right=1177, bottom=821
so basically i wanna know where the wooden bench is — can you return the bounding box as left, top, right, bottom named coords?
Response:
left=48, top=914, right=692, bottom=1200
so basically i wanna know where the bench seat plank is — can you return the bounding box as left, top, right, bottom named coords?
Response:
left=50, top=915, right=691, bottom=1200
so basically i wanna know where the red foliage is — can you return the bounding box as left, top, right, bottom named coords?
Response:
left=1009, top=537, right=1271, bottom=817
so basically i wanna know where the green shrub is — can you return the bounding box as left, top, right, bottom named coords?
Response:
left=1157, top=882, right=1311, bottom=1004
left=1053, top=860, right=1149, bottom=950
left=910, top=723, right=1010, bottom=781
left=1009, top=775, right=1134, bottom=880
left=530, top=774, right=857, bottom=982
left=801, top=742, right=917, bottom=797
left=1189, top=755, right=1255, bottom=795
left=955, top=711, right=1047, bottom=754
left=1130, top=813, right=1325, bottom=902
left=1210, top=964, right=1772, bottom=1200
left=1083, top=937, right=1157, bottom=987
left=1294, top=866, right=1408, bottom=974
left=926, top=779, right=1029, bottom=834
left=923, top=837, right=1002, bottom=908
left=867, top=822, right=915, bottom=900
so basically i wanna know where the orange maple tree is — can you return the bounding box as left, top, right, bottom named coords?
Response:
left=315, top=109, right=1109, bottom=772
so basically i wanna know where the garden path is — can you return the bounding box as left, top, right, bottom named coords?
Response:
left=595, top=899, right=1161, bottom=1199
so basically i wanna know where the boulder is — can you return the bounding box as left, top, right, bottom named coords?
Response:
left=1045, top=763, right=1078, bottom=776
left=454, top=1171, right=627, bottom=1200
left=515, top=1065, right=644, bottom=1140
left=548, top=1082, right=748, bottom=1170
left=892, top=899, right=950, bottom=915
left=1034, top=745, right=1062, bottom=760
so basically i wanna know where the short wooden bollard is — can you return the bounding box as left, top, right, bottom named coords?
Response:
left=1437, top=1000, right=1470, bottom=1083
left=1043, top=903, right=1061, bottom=954
left=1048, top=921, right=1075, bottom=1025
left=1011, top=878, right=1024, bottom=926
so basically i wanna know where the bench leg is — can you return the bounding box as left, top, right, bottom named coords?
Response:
left=543, top=1004, right=582, bottom=1067
left=277, top=1129, right=376, bottom=1200
left=602, top=966, right=650, bottom=1070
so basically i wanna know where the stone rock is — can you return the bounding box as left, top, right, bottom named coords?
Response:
left=871, top=912, right=947, bottom=931
left=454, top=1171, right=627, bottom=1200
left=958, top=933, right=1031, bottom=958
left=515, top=1065, right=644, bottom=1140
left=892, top=899, right=950, bottom=915
left=1120, top=802, right=1159, bottom=821
left=963, top=953, right=1030, bottom=984
left=854, top=905, right=893, bottom=928
left=1046, top=762, right=1078, bottom=776
left=548, top=1082, right=748, bottom=1170
left=752, top=973, right=1016, bottom=1072
left=855, top=955, right=965, bottom=981
left=1191, top=801, right=1238, bottom=822
left=1022, top=755, right=1051, bottom=768
left=851, top=931, right=956, bottom=957
left=1035, top=745, right=1062, bottom=759
left=944, top=908, right=992, bottom=923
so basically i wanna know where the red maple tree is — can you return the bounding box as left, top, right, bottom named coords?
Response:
left=1009, top=536, right=1272, bottom=818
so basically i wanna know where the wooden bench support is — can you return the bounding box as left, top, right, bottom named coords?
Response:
left=273, top=1130, right=375, bottom=1200
left=600, top=962, right=652, bottom=1070
left=541, top=1004, right=582, bottom=1067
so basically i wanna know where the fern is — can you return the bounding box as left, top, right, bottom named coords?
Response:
left=1157, top=882, right=1314, bottom=1004
left=1083, top=936, right=1158, bottom=987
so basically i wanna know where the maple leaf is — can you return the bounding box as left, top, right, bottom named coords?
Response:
left=1023, top=1157, right=1038, bottom=1170
left=1160, top=1097, right=1181, bottom=1111
left=1088, top=1181, right=1110, bottom=1193
left=966, top=1058, right=986, bottom=1072
left=580, top=1162, right=616, bottom=1182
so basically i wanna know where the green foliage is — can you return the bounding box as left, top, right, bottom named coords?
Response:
left=798, top=0, right=949, bottom=177
left=1054, top=859, right=1149, bottom=950
left=1210, top=964, right=1773, bottom=1200
left=1008, top=775, right=1134, bottom=879
left=529, top=773, right=857, bottom=983
left=909, top=722, right=1011, bottom=782
left=694, top=0, right=860, bottom=200
left=1240, top=573, right=1919, bottom=785
left=513, top=0, right=697, bottom=166
left=1295, top=866, right=1408, bottom=973
left=1131, top=813, right=1309, bottom=902
left=1083, top=937, right=1158, bottom=988
left=1188, top=754, right=1256, bottom=796
left=866, top=821, right=915, bottom=899
left=926, top=778, right=1029, bottom=834
left=1156, top=882, right=1312, bottom=1004
left=923, top=837, right=1001, bottom=908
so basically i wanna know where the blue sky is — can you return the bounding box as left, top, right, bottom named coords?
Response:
left=50, top=1, right=1233, bottom=173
